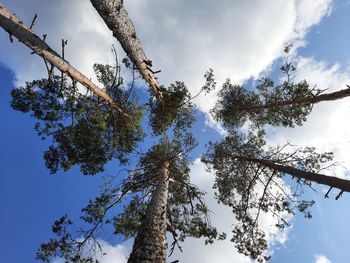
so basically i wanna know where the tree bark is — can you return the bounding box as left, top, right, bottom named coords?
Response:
left=90, top=0, right=163, bottom=100
left=235, top=87, right=350, bottom=112
left=128, top=161, right=170, bottom=263
left=0, top=4, right=128, bottom=117
left=236, top=155, right=350, bottom=193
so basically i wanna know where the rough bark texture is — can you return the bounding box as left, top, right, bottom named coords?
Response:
left=0, top=4, right=128, bottom=117
left=237, top=156, right=350, bottom=193
left=128, top=161, right=169, bottom=263
left=236, top=87, right=350, bottom=112
left=90, top=0, right=163, bottom=100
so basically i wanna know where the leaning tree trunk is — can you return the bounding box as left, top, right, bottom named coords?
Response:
left=236, top=155, right=350, bottom=193
left=90, top=0, right=163, bottom=100
left=0, top=4, right=127, bottom=117
left=235, top=87, right=350, bottom=112
left=128, top=161, right=170, bottom=263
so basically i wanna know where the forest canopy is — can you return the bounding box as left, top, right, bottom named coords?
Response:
left=1, top=1, right=350, bottom=263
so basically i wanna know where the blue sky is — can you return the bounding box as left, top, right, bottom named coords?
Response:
left=1, top=1, right=350, bottom=263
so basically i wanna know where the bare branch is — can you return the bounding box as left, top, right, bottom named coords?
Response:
left=0, top=4, right=129, bottom=117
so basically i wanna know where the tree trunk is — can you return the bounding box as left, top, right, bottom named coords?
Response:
left=128, top=161, right=170, bottom=263
left=235, top=87, right=350, bottom=112
left=236, top=156, right=350, bottom=193
left=90, top=0, right=163, bottom=100
left=0, top=4, right=128, bottom=117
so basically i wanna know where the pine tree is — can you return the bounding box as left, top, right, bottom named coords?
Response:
left=213, top=47, right=350, bottom=129
left=2, top=2, right=350, bottom=263
left=214, top=79, right=350, bottom=128
left=202, top=129, right=348, bottom=261
left=0, top=4, right=126, bottom=115
left=31, top=67, right=220, bottom=262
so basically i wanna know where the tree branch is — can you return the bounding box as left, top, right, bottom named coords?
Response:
left=90, top=0, right=164, bottom=100
left=0, top=4, right=129, bottom=117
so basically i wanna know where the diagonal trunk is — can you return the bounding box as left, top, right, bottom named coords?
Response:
left=0, top=4, right=128, bottom=117
left=90, top=0, right=163, bottom=100
left=235, top=87, right=350, bottom=112
left=235, top=156, right=350, bottom=193
left=128, top=161, right=169, bottom=263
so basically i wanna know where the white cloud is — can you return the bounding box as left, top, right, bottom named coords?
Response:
left=169, top=159, right=291, bottom=263
left=0, top=0, right=123, bottom=86
left=0, top=0, right=332, bottom=114
left=124, top=0, right=333, bottom=113
left=204, top=114, right=228, bottom=137
left=315, top=255, right=332, bottom=263
left=169, top=158, right=250, bottom=263
left=95, top=240, right=131, bottom=263
left=267, top=57, right=350, bottom=179
left=52, top=240, right=131, bottom=263
left=294, top=0, right=332, bottom=37
left=0, top=1, right=337, bottom=261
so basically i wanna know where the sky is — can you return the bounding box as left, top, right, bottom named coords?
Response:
left=1, top=0, right=350, bottom=262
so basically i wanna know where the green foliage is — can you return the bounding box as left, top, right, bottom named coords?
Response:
left=113, top=195, right=147, bottom=238
left=36, top=214, right=105, bottom=262
left=149, top=81, right=195, bottom=135
left=37, top=137, right=222, bottom=261
left=11, top=64, right=144, bottom=175
left=27, top=45, right=337, bottom=262
left=149, top=68, right=216, bottom=136
left=202, top=129, right=332, bottom=260
left=201, top=68, right=217, bottom=94
left=167, top=180, right=224, bottom=245
left=28, top=42, right=338, bottom=262
left=33, top=58, right=222, bottom=261
left=36, top=215, right=94, bottom=263
left=212, top=58, right=322, bottom=129
left=130, top=137, right=221, bottom=243
left=213, top=78, right=317, bottom=129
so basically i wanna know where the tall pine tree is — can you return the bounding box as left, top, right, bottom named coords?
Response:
left=2, top=2, right=350, bottom=263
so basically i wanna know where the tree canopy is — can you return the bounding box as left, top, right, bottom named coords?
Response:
left=1, top=2, right=350, bottom=263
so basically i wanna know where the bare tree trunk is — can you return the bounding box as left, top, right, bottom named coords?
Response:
left=235, top=87, right=350, bottom=112
left=236, top=156, right=350, bottom=193
left=0, top=4, right=128, bottom=117
left=128, top=161, right=169, bottom=263
left=90, top=0, right=163, bottom=100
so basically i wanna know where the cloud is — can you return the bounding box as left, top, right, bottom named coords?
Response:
left=169, top=158, right=250, bottom=263
left=52, top=240, right=131, bottom=263
left=315, top=255, right=332, bottom=263
left=169, top=158, right=291, bottom=263
left=94, top=240, right=131, bottom=263
left=0, top=0, right=332, bottom=114
left=124, top=0, right=333, bottom=113
left=294, top=0, right=332, bottom=37
left=0, top=0, right=123, bottom=86
left=267, top=56, right=350, bottom=179
left=0, top=0, right=337, bottom=261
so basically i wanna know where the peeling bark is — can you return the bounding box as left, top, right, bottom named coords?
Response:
left=128, top=161, right=169, bottom=263
left=0, top=4, right=128, bottom=117
left=90, top=0, right=163, bottom=100
left=235, top=87, right=350, bottom=112
left=236, top=156, right=350, bottom=193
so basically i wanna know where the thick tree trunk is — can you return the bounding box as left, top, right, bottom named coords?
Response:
left=90, top=0, right=163, bottom=100
left=0, top=4, right=128, bottom=117
left=235, top=87, right=350, bottom=112
left=236, top=156, right=350, bottom=193
left=128, top=161, right=170, bottom=263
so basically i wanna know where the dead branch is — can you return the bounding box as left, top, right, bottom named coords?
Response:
left=0, top=4, right=129, bottom=117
